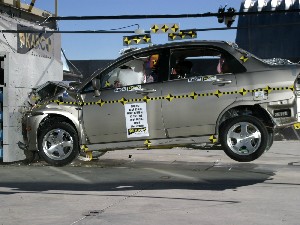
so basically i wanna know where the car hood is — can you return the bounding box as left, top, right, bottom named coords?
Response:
left=28, top=81, right=80, bottom=106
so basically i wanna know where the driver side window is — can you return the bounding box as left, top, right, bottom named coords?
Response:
left=101, top=53, right=161, bottom=88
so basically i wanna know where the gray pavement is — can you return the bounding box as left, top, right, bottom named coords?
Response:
left=0, top=141, right=299, bottom=225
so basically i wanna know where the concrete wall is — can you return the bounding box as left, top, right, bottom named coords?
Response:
left=0, top=10, right=62, bottom=162
left=0, top=13, right=60, bottom=60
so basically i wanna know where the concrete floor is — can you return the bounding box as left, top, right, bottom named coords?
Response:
left=0, top=141, right=299, bottom=225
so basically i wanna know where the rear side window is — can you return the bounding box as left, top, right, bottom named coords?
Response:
left=169, top=47, right=246, bottom=80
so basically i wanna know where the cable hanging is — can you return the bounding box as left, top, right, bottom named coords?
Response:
left=1, top=21, right=300, bottom=34
left=46, top=8, right=300, bottom=21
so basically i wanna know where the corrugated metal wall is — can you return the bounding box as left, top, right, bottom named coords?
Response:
left=236, top=0, right=300, bottom=62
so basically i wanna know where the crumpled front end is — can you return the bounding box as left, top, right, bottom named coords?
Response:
left=21, top=81, right=81, bottom=152
left=22, top=111, right=47, bottom=151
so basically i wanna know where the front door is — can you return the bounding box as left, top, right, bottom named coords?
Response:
left=80, top=51, right=167, bottom=144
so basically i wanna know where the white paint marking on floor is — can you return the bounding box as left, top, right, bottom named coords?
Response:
left=144, top=168, right=198, bottom=181
left=49, top=167, right=92, bottom=183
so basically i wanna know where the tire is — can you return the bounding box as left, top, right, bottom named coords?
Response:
left=265, top=131, right=274, bottom=151
left=23, top=151, right=40, bottom=164
left=38, top=120, right=79, bottom=166
left=219, top=115, right=268, bottom=162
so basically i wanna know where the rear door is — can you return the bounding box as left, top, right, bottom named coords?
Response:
left=161, top=46, right=240, bottom=137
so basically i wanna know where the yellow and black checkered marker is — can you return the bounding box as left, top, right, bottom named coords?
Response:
left=168, top=30, right=197, bottom=41
left=209, top=135, right=218, bottom=144
left=144, top=140, right=151, bottom=148
left=150, top=23, right=180, bottom=34
left=294, top=123, right=300, bottom=130
left=240, top=56, right=248, bottom=63
left=239, top=88, right=248, bottom=96
left=105, top=81, right=111, bottom=88
left=123, top=34, right=151, bottom=46
left=81, top=145, right=93, bottom=161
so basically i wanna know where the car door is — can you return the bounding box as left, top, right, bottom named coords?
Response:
left=161, top=46, right=240, bottom=137
left=80, top=51, right=166, bottom=144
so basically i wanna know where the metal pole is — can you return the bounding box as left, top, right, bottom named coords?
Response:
left=55, top=0, right=58, bottom=17
left=28, top=0, right=36, bottom=12
left=16, top=0, right=21, bottom=8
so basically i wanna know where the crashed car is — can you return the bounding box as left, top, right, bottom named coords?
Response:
left=21, top=40, right=300, bottom=166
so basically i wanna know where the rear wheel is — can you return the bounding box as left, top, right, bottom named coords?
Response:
left=38, top=120, right=79, bottom=166
left=220, top=115, right=268, bottom=162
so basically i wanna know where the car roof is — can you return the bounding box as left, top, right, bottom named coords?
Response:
left=121, top=40, right=232, bottom=56
left=77, top=40, right=239, bottom=90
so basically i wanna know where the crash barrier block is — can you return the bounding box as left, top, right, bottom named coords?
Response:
left=2, top=87, right=32, bottom=107
left=2, top=106, right=26, bottom=127
left=5, top=54, right=63, bottom=88
left=0, top=132, right=2, bottom=159
left=0, top=87, right=2, bottom=159
left=0, top=146, right=2, bottom=159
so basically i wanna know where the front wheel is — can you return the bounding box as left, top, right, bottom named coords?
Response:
left=38, top=120, right=79, bottom=166
left=219, top=115, right=268, bottom=162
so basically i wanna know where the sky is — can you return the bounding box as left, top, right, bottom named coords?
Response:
left=31, top=0, right=245, bottom=60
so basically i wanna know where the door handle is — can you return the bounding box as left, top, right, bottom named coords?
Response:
left=136, top=89, right=157, bottom=94
left=212, top=79, right=232, bottom=85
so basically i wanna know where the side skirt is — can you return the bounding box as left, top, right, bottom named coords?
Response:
left=86, top=136, right=217, bottom=151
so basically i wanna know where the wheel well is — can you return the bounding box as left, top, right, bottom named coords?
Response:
left=218, top=105, right=274, bottom=134
left=37, top=114, right=78, bottom=137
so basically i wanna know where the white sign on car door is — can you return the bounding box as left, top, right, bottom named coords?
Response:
left=125, top=103, right=149, bottom=138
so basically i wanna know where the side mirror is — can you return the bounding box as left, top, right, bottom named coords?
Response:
left=92, top=78, right=101, bottom=97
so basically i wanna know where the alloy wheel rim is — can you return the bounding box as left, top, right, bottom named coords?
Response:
left=226, top=122, right=261, bottom=155
left=42, top=128, right=74, bottom=160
